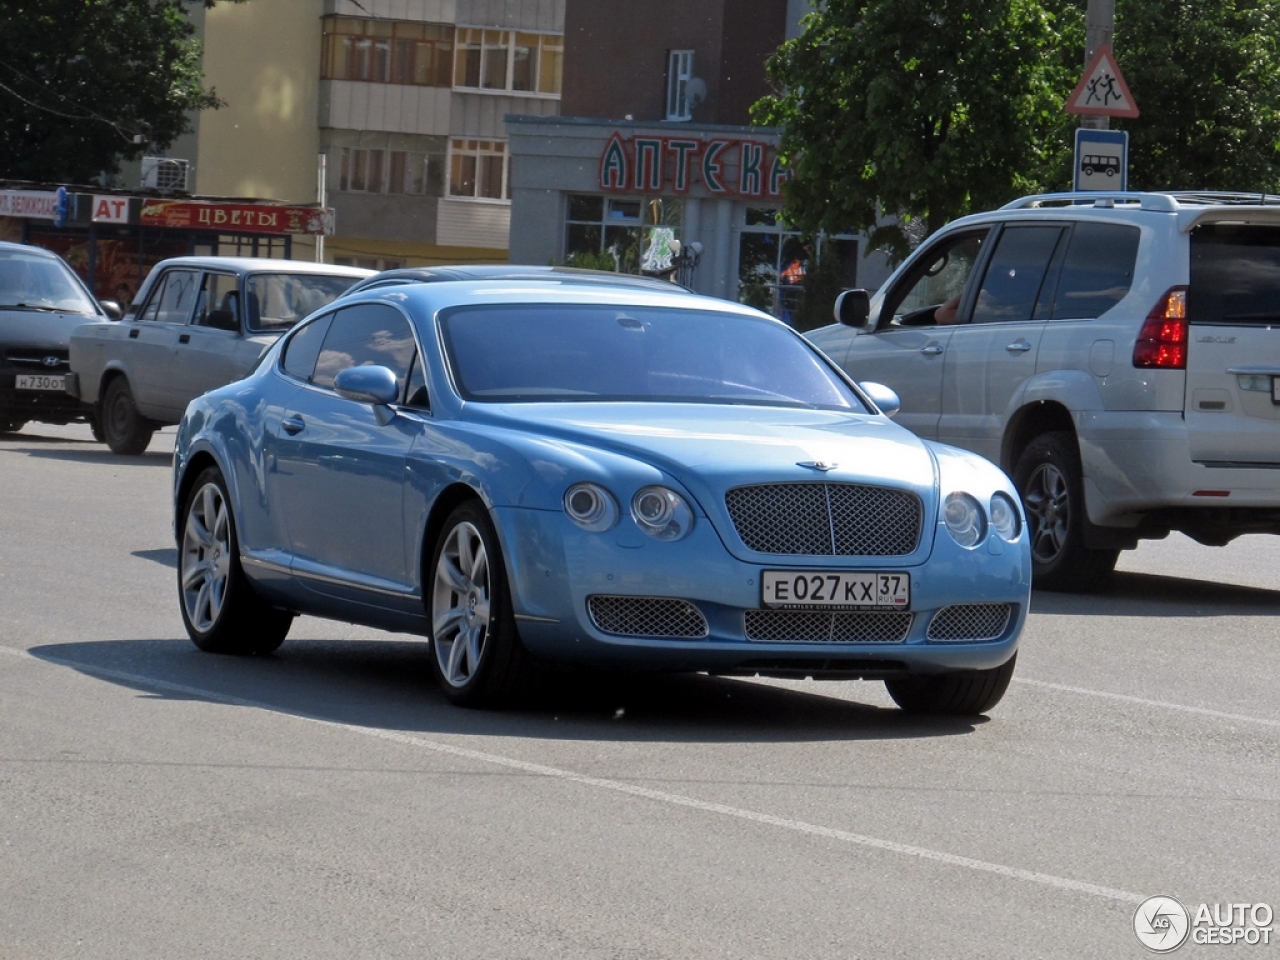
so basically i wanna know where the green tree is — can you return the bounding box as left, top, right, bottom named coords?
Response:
left=0, top=1, right=238, bottom=185
left=1108, top=0, right=1280, bottom=190
left=754, top=0, right=1077, bottom=262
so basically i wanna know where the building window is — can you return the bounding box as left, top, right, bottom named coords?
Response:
left=448, top=140, right=509, bottom=201
left=323, top=18, right=454, bottom=87
left=453, top=28, right=563, bottom=95
left=739, top=209, right=859, bottom=327
left=564, top=195, right=683, bottom=274
left=666, top=50, right=694, bottom=120
left=338, top=148, right=440, bottom=196
left=335, top=256, right=405, bottom=271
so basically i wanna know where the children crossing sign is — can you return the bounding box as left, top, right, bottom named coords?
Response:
left=1066, top=43, right=1139, bottom=118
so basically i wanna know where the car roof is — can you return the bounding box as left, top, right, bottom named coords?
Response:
left=345, top=263, right=689, bottom=295
left=147, top=256, right=375, bottom=277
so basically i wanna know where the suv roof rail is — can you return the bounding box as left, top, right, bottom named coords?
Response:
left=1002, top=191, right=1280, bottom=212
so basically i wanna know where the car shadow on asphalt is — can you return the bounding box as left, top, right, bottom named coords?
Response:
left=27, top=636, right=988, bottom=745
left=1030, top=569, right=1280, bottom=618
left=16, top=446, right=172, bottom=466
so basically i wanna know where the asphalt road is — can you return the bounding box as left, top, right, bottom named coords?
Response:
left=1, top=423, right=1276, bottom=960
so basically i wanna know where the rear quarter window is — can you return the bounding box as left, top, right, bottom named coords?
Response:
left=1189, top=223, right=1280, bottom=325
left=1046, top=222, right=1140, bottom=319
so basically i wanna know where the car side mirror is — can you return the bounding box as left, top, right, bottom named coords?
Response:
left=834, top=289, right=871, bottom=328
left=858, top=381, right=901, bottom=418
left=99, top=299, right=122, bottom=321
left=335, top=365, right=399, bottom=424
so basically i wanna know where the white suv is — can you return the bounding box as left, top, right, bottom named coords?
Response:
left=809, top=191, right=1280, bottom=590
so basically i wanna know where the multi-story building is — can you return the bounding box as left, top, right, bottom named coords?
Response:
left=159, top=0, right=564, bottom=269
left=506, top=0, right=889, bottom=318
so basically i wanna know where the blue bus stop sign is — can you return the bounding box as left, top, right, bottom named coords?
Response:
left=1074, top=128, right=1128, bottom=192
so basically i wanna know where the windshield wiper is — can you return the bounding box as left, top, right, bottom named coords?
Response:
left=0, top=302, right=61, bottom=312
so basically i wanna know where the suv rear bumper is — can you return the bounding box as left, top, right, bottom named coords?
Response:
left=1079, top=410, right=1280, bottom=526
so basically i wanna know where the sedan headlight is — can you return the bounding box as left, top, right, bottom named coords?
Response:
left=943, top=492, right=986, bottom=547
left=564, top=482, right=619, bottom=532
left=990, top=492, right=1021, bottom=541
left=631, top=486, right=694, bottom=541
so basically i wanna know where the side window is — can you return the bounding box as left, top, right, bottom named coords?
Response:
left=313, top=303, right=418, bottom=396
left=880, top=230, right=988, bottom=326
left=1047, top=222, right=1140, bottom=319
left=194, top=273, right=240, bottom=331
left=138, top=269, right=200, bottom=324
left=282, top=314, right=335, bottom=382
left=404, top=352, right=430, bottom=408
left=970, top=225, right=1064, bottom=324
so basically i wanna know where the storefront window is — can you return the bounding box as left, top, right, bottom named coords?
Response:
left=739, top=208, right=859, bottom=328
left=564, top=195, right=682, bottom=274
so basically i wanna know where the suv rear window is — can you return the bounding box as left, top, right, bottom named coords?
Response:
left=1045, top=222, right=1139, bottom=320
left=1189, top=223, right=1280, bottom=325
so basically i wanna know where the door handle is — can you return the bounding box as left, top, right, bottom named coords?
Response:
left=281, top=415, right=305, bottom=435
left=1005, top=341, right=1033, bottom=353
left=178, top=334, right=190, bottom=344
left=128, top=328, right=139, bottom=339
left=920, top=344, right=944, bottom=356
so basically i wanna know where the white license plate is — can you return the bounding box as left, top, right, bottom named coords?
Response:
left=761, top=571, right=910, bottom=610
left=15, top=374, right=65, bottom=391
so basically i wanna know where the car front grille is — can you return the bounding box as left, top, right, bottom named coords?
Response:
left=4, top=347, right=70, bottom=371
left=744, top=609, right=913, bottom=643
left=724, top=482, right=922, bottom=556
left=926, top=603, right=1013, bottom=642
left=587, top=595, right=709, bottom=639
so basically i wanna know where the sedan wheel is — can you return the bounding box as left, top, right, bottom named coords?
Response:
left=428, top=501, right=530, bottom=707
left=1012, top=431, right=1117, bottom=592
left=179, top=466, right=292, bottom=654
left=102, top=377, right=155, bottom=455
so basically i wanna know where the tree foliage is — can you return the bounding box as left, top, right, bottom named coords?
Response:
left=754, top=0, right=1077, bottom=261
left=754, top=0, right=1280, bottom=262
left=0, top=1, right=235, bottom=185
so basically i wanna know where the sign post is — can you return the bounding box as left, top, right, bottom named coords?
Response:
left=1066, top=42, right=1138, bottom=192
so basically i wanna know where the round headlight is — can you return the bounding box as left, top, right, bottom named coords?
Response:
left=563, top=482, right=619, bottom=532
left=990, top=492, right=1021, bottom=541
left=631, top=486, right=693, bottom=541
left=943, top=492, right=986, bottom=548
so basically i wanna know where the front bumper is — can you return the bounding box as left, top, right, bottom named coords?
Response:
left=493, top=505, right=1030, bottom=677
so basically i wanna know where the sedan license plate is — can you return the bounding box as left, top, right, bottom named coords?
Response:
left=15, top=374, right=66, bottom=391
left=762, top=571, right=910, bottom=610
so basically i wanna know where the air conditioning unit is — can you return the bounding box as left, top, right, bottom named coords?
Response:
left=140, top=157, right=191, bottom=192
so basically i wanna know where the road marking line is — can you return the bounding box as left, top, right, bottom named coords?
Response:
left=2, top=644, right=1144, bottom=904
left=1016, top=678, right=1280, bottom=728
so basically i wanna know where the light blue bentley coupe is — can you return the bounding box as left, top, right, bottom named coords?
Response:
left=173, top=279, right=1031, bottom=714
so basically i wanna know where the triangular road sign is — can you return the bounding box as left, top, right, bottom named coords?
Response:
left=1067, top=42, right=1139, bottom=118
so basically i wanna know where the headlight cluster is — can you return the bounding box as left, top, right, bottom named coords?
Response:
left=943, top=491, right=1021, bottom=547
left=563, top=482, right=693, bottom=541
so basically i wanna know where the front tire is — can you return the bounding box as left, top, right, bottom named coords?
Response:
left=885, top=654, right=1017, bottom=715
left=0, top=418, right=25, bottom=435
left=1012, top=431, right=1118, bottom=592
left=428, top=501, right=531, bottom=707
left=178, top=466, right=292, bottom=655
left=102, top=377, right=155, bottom=455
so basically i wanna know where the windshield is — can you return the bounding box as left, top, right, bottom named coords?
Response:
left=0, top=250, right=100, bottom=315
left=440, top=304, right=867, bottom=411
left=245, top=273, right=362, bottom=333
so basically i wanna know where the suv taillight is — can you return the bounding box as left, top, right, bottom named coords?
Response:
left=1133, top=286, right=1188, bottom=369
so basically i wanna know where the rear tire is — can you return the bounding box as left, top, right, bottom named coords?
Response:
left=0, top=419, right=25, bottom=434
left=178, top=466, right=292, bottom=655
left=102, top=377, right=155, bottom=455
left=885, top=654, right=1016, bottom=715
left=428, top=501, right=532, bottom=708
left=1012, top=431, right=1118, bottom=592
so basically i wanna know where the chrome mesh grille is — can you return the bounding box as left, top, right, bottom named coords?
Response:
left=744, top=610, right=913, bottom=643
left=588, top=596, right=709, bottom=639
left=926, top=604, right=1013, bottom=642
left=724, top=483, right=922, bottom=556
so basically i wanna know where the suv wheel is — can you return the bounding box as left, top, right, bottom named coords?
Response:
left=1013, top=432, right=1118, bottom=592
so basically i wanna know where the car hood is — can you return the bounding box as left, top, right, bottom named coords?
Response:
left=1, top=310, right=108, bottom=348
left=476, top=402, right=938, bottom=496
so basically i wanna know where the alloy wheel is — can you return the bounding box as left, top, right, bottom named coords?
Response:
left=431, top=520, right=491, bottom=688
left=181, top=481, right=232, bottom=632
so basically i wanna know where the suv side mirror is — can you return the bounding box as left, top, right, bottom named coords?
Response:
left=834, top=289, right=871, bottom=328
